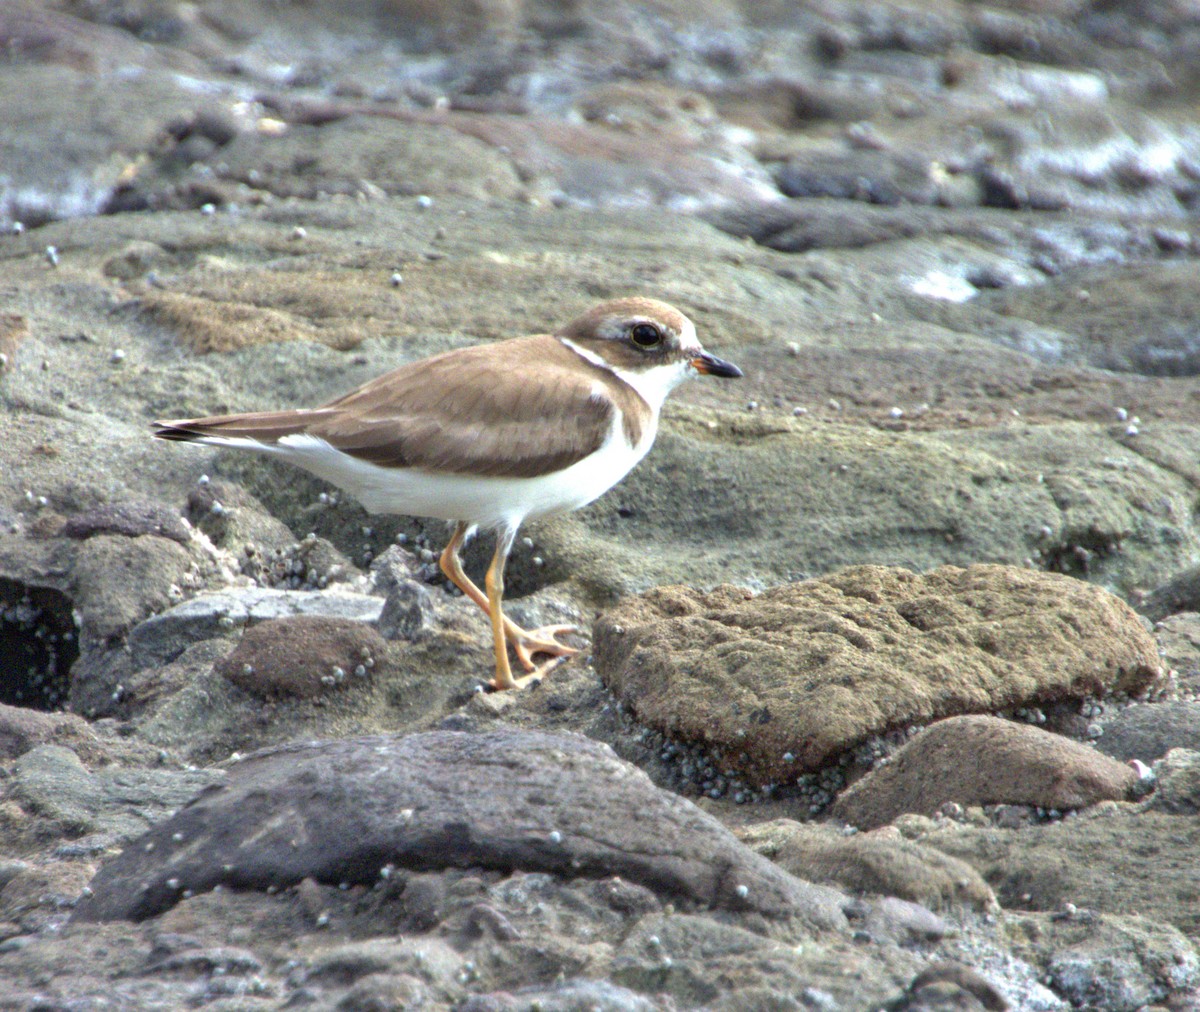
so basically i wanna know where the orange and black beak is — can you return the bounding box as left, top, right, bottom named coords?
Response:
left=691, top=350, right=743, bottom=378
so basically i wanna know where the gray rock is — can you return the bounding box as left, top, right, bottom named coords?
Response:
left=10, top=744, right=221, bottom=841
left=376, top=577, right=440, bottom=642
left=73, top=729, right=849, bottom=926
left=1150, top=748, right=1200, bottom=814
left=127, top=586, right=384, bottom=669
left=1095, top=701, right=1200, bottom=763
left=1140, top=564, right=1200, bottom=622
left=833, top=716, right=1137, bottom=830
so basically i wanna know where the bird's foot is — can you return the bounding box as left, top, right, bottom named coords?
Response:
left=487, top=654, right=571, bottom=691
left=508, top=624, right=582, bottom=672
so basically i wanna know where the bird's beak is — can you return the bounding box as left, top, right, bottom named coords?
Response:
left=691, top=350, right=743, bottom=378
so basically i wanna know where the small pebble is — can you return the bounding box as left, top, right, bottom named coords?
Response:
left=416, top=195, right=433, bottom=209
left=11, top=221, right=24, bottom=234
left=110, top=348, right=126, bottom=364
left=45, top=246, right=59, bottom=267
left=200, top=203, right=216, bottom=216
left=291, top=225, right=307, bottom=240
left=390, top=272, right=403, bottom=287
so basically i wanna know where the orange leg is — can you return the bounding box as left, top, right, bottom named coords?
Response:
left=438, top=522, right=579, bottom=674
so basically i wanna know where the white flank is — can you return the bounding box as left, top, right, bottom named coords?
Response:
left=237, top=411, right=656, bottom=530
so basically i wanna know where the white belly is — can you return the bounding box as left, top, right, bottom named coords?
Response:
left=228, top=412, right=656, bottom=531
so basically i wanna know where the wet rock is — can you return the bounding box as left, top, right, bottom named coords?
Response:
left=61, top=501, right=191, bottom=544
left=215, top=615, right=389, bottom=698
left=1096, top=702, right=1200, bottom=763
left=833, top=716, right=1138, bottom=830
left=73, top=729, right=849, bottom=926
left=595, top=565, right=1161, bottom=785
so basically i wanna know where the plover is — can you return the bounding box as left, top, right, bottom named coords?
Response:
left=154, top=297, right=742, bottom=689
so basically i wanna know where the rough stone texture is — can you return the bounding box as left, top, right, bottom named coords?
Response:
left=832, top=716, right=1138, bottom=830
left=595, top=565, right=1162, bottom=785
left=61, top=501, right=191, bottom=544
left=126, top=586, right=385, bottom=670
left=73, top=729, right=850, bottom=926
left=1140, top=564, right=1200, bottom=622
left=5, top=744, right=221, bottom=845
left=915, top=804, right=1200, bottom=939
left=0, top=702, right=99, bottom=761
left=1095, top=701, right=1200, bottom=764
left=739, top=819, right=996, bottom=912
left=1155, top=611, right=1200, bottom=697
left=214, top=615, right=390, bottom=698
left=1151, top=748, right=1200, bottom=815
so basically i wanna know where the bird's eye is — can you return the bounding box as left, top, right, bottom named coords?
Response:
left=630, top=323, right=661, bottom=348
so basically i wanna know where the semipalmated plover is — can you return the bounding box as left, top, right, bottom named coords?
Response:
left=155, top=297, right=741, bottom=689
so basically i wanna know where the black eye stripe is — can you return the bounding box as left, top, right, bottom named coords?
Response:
left=630, top=323, right=661, bottom=347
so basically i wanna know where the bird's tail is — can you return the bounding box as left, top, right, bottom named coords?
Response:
left=152, top=410, right=321, bottom=446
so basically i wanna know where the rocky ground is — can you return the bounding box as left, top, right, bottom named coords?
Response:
left=3, top=1, right=1200, bottom=1009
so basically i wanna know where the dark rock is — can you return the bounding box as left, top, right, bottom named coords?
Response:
left=595, top=565, right=1162, bottom=785
left=73, top=729, right=850, bottom=925
left=1141, top=564, right=1200, bottom=621
left=214, top=615, right=389, bottom=698
left=62, top=502, right=190, bottom=544
left=888, top=961, right=1009, bottom=1010
left=1096, top=701, right=1200, bottom=763
left=832, top=715, right=1138, bottom=830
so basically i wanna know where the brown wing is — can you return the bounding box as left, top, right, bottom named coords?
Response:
left=308, top=335, right=616, bottom=478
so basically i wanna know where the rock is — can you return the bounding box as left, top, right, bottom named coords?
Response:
left=912, top=806, right=1200, bottom=938
left=69, top=533, right=195, bottom=644
left=73, top=729, right=849, bottom=926
left=1096, top=702, right=1200, bottom=763
left=832, top=716, right=1138, bottom=829
left=740, top=820, right=995, bottom=911
left=1154, top=611, right=1200, bottom=697
left=0, top=702, right=100, bottom=761
left=126, top=587, right=385, bottom=670
left=1022, top=912, right=1200, bottom=1012
left=1140, top=564, right=1200, bottom=622
left=458, top=979, right=661, bottom=1012
left=61, top=501, right=191, bottom=544
left=8, top=744, right=221, bottom=842
left=595, top=565, right=1161, bottom=785
left=888, top=961, right=1010, bottom=1011
left=1150, top=748, right=1200, bottom=814
left=215, top=615, right=389, bottom=698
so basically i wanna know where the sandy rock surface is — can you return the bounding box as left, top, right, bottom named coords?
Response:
left=4, top=0, right=1200, bottom=1008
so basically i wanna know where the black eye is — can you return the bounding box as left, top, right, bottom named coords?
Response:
left=630, top=323, right=661, bottom=348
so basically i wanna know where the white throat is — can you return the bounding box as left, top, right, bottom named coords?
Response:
left=559, top=323, right=699, bottom=413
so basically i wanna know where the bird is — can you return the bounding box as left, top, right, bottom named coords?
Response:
left=154, top=296, right=742, bottom=690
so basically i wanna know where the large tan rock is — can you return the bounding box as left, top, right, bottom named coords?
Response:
left=595, top=564, right=1161, bottom=786
left=831, top=715, right=1138, bottom=830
